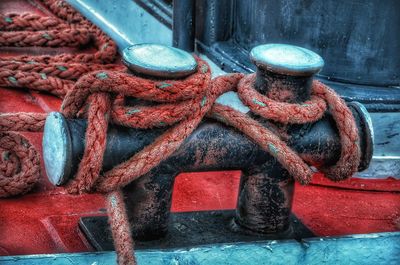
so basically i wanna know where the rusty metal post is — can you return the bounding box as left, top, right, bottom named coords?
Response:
left=233, top=44, right=325, bottom=234
left=42, top=44, right=373, bottom=240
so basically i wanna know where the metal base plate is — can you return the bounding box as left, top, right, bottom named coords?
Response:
left=79, top=210, right=314, bottom=251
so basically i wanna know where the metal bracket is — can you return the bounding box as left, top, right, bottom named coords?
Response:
left=79, top=210, right=313, bottom=251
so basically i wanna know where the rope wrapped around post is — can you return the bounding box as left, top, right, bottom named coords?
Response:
left=0, top=1, right=361, bottom=265
left=51, top=57, right=358, bottom=263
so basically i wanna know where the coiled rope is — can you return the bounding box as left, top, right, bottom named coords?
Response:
left=0, top=1, right=361, bottom=264
left=0, top=0, right=119, bottom=197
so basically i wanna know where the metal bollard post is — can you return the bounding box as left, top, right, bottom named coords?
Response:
left=43, top=43, right=373, bottom=240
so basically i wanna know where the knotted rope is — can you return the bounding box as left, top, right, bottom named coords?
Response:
left=0, top=1, right=361, bottom=264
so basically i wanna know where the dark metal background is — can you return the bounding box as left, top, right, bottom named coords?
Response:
left=135, top=0, right=400, bottom=109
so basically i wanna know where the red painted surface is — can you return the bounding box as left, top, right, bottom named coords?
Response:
left=0, top=0, right=399, bottom=257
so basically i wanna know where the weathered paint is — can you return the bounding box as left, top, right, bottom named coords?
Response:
left=1, top=232, right=399, bottom=265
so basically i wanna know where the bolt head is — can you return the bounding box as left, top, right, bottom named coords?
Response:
left=250, top=44, right=324, bottom=76
left=122, top=43, right=198, bottom=78
left=43, top=112, right=72, bottom=186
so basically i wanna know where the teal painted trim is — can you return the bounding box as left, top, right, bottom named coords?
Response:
left=1, top=232, right=399, bottom=265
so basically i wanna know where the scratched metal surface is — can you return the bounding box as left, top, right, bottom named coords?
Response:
left=357, top=112, right=400, bottom=179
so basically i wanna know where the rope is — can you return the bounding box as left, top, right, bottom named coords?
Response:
left=0, top=1, right=132, bottom=263
left=0, top=1, right=361, bottom=264
left=236, top=74, right=360, bottom=182
left=107, top=190, right=137, bottom=265
left=0, top=132, right=40, bottom=197
left=0, top=27, right=90, bottom=47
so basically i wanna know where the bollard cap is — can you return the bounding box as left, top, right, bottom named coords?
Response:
left=250, top=44, right=324, bottom=76
left=122, top=43, right=198, bottom=78
left=43, top=112, right=72, bottom=186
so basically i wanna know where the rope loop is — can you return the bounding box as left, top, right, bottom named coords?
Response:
left=238, top=73, right=327, bottom=124
left=312, top=81, right=361, bottom=181
left=61, top=58, right=211, bottom=119
left=63, top=57, right=214, bottom=194
left=236, top=74, right=360, bottom=182
left=0, top=132, right=40, bottom=198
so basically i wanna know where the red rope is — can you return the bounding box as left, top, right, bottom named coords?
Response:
left=106, top=190, right=137, bottom=265
left=0, top=1, right=132, bottom=263
left=312, top=81, right=361, bottom=181
left=0, top=1, right=361, bottom=264
left=237, top=74, right=327, bottom=124
left=0, top=132, right=40, bottom=197
left=0, top=13, right=65, bottom=31
left=0, top=27, right=90, bottom=47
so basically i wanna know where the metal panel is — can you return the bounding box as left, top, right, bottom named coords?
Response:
left=66, top=0, right=172, bottom=50
left=234, top=0, right=400, bottom=87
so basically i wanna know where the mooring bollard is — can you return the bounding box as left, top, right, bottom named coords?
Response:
left=43, top=43, right=373, bottom=240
